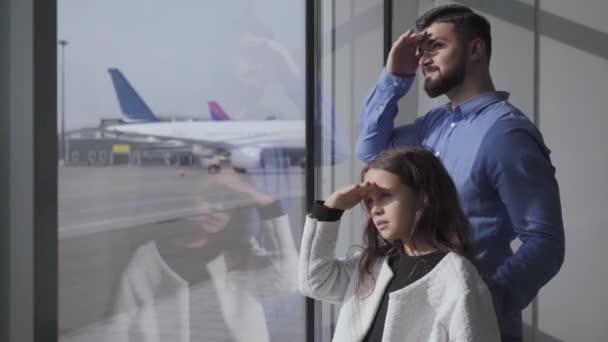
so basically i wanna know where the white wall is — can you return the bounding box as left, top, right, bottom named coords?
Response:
left=537, top=0, right=608, bottom=341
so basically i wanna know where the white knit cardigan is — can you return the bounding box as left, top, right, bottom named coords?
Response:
left=61, top=213, right=299, bottom=342
left=299, top=216, right=501, bottom=342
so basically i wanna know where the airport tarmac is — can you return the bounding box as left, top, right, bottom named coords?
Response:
left=59, top=166, right=305, bottom=239
left=58, top=166, right=306, bottom=340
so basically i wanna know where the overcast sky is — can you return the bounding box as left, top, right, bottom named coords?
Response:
left=58, top=0, right=305, bottom=131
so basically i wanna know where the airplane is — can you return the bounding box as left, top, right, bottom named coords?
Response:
left=107, top=68, right=160, bottom=123
left=106, top=68, right=311, bottom=172
left=208, top=100, right=231, bottom=121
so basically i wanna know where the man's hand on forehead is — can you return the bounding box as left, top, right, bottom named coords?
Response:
left=386, top=29, right=432, bottom=76
left=412, top=30, right=432, bottom=43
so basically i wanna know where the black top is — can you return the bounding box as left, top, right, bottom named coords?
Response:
left=309, top=201, right=446, bottom=342
left=362, top=252, right=446, bottom=342
left=155, top=201, right=284, bottom=342
left=157, top=200, right=284, bottom=284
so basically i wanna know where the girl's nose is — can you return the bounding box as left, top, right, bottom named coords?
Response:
left=371, top=205, right=383, bottom=216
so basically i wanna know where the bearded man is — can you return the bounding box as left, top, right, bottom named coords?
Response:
left=356, top=5, right=565, bottom=342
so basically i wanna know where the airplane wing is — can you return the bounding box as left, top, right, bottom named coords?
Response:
left=106, top=119, right=304, bottom=150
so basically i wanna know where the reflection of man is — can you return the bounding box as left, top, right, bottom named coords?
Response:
left=228, top=27, right=302, bottom=121
left=356, top=5, right=564, bottom=342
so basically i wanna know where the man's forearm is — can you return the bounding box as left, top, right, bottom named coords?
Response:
left=491, top=236, right=564, bottom=313
left=356, top=69, right=415, bottom=161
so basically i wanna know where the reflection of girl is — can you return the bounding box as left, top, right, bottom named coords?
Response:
left=299, top=146, right=500, bottom=341
left=105, top=179, right=298, bottom=342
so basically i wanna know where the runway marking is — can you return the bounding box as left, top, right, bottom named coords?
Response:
left=59, top=195, right=204, bottom=216
left=59, top=207, right=205, bottom=239
left=58, top=193, right=298, bottom=240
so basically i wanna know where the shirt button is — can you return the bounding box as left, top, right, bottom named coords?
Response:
left=378, top=105, right=384, bottom=110
left=393, top=81, right=399, bottom=87
left=434, top=151, right=440, bottom=157
left=450, top=122, right=457, bottom=128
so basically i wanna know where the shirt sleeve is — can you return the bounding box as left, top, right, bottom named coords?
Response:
left=298, top=216, right=360, bottom=304
left=484, top=120, right=565, bottom=313
left=257, top=200, right=285, bottom=220
left=356, top=68, right=422, bottom=162
left=310, top=200, right=344, bottom=222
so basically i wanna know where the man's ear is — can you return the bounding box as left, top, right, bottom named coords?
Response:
left=469, top=38, right=486, bottom=62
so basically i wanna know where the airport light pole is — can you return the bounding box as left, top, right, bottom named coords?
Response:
left=58, top=39, right=68, bottom=162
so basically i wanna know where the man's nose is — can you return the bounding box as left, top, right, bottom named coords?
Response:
left=419, top=53, right=432, bottom=66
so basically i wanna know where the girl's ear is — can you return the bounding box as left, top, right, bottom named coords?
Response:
left=417, top=191, right=429, bottom=209
left=414, top=192, right=427, bottom=223
left=415, top=210, right=422, bottom=223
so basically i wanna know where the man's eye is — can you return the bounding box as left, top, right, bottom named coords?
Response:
left=421, top=42, right=442, bottom=53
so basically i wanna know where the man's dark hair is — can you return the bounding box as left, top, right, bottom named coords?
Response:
left=416, top=5, right=492, bottom=62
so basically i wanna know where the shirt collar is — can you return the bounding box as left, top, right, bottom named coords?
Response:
left=444, top=91, right=510, bottom=119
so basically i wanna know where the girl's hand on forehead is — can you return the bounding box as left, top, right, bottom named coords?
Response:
left=324, top=182, right=375, bottom=210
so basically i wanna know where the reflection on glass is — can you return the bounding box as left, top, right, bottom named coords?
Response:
left=58, top=0, right=306, bottom=341
left=62, top=172, right=298, bottom=342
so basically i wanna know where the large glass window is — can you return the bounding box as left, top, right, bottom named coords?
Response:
left=313, top=0, right=385, bottom=340
left=4, top=0, right=608, bottom=342
left=58, top=1, right=305, bottom=341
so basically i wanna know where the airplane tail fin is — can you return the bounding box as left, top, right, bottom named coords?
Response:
left=108, top=68, right=160, bottom=122
left=208, top=101, right=231, bottom=121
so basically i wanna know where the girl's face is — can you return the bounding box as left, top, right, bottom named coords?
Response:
left=200, top=210, right=231, bottom=234
left=363, top=169, right=423, bottom=242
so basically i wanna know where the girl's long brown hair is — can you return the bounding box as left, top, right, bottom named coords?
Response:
left=357, top=146, right=475, bottom=296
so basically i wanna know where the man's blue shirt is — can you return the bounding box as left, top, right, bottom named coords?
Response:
left=356, top=69, right=565, bottom=339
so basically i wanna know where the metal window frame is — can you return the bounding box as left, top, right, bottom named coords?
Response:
left=34, top=0, right=59, bottom=339
left=304, top=1, right=393, bottom=341
left=304, top=0, right=317, bottom=341
left=1, top=0, right=57, bottom=341
left=384, top=0, right=393, bottom=64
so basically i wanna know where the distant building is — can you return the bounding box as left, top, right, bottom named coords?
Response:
left=61, top=119, right=217, bottom=168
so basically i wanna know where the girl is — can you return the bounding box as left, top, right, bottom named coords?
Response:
left=63, top=172, right=299, bottom=342
left=299, top=146, right=500, bottom=341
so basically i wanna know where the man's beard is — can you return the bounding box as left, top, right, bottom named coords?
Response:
left=423, top=54, right=467, bottom=98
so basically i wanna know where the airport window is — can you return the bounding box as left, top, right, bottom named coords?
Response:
left=58, top=1, right=305, bottom=341
left=310, top=1, right=386, bottom=340
left=2, top=1, right=605, bottom=341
